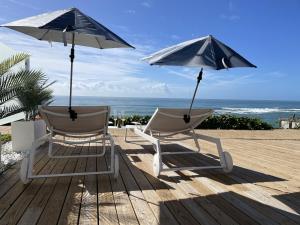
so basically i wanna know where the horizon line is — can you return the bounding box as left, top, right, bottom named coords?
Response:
left=53, top=95, right=300, bottom=103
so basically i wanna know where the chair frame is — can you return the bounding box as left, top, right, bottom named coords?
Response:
left=20, top=106, right=119, bottom=184
left=125, top=108, right=233, bottom=177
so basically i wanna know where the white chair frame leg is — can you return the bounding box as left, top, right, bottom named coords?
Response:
left=134, top=128, right=233, bottom=177
left=20, top=133, right=119, bottom=184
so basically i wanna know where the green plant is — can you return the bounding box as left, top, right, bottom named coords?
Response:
left=16, top=70, right=55, bottom=121
left=198, top=115, right=273, bottom=130
left=0, top=53, right=30, bottom=118
left=111, top=114, right=273, bottom=130
left=0, top=134, right=11, bottom=144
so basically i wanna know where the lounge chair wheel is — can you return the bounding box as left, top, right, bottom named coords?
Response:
left=113, top=154, right=119, bottom=179
left=20, top=157, right=31, bottom=184
left=153, top=153, right=161, bottom=177
left=222, top=151, right=233, bottom=173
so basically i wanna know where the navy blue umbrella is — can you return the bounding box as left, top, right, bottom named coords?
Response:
left=143, top=35, right=256, bottom=123
left=2, top=8, right=134, bottom=120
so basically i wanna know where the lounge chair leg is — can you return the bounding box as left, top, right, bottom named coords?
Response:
left=215, top=138, right=233, bottom=173
left=21, top=139, right=38, bottom=184
left=48, top=130, right=54, bottom=157
left=48, top=138, right=53, bottom=157
left=191, top=129, right=201, bottom=152
left=153, top=153, right=162, bottom=177
left=222, top=151, right=233, bottom=173
left=102, top=137, right=106, bottom=153
left=108, top=134, right=118, bottom=179
left=124, top=127, right=128, bottom=142
left=114, top=154, right=119, bottom=179
left=153, top=140, right=162, bottom=177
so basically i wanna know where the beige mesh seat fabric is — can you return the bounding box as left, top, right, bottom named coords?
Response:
left=143, top=108, right=213, bottom=134
left=19, top=105, right=119, bottom=184
left=39, top=106, right=110, bottom=135
left=126, top=108, right=233, bottom=177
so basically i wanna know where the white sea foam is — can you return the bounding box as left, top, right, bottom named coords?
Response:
left=215, top=107, right=300, bottom=115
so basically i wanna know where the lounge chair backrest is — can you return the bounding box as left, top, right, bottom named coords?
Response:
left=143, top=108, right=213, bottom=133
left=39, top=105, right=110, bottom=135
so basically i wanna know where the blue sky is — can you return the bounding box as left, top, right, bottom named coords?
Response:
left=0, top=0, right=300, bottom=100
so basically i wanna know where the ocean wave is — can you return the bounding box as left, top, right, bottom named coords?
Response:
left=215, top=107, right=300, bottom=114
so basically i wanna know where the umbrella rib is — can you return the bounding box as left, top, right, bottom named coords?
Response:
left=209, top=37, right=217, bottom=68
left=38, top=29, right=50, bottom=40
left=95, top=36, right=103, bottom=49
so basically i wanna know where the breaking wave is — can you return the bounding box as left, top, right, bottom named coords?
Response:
left=215, top=107, right=300, bottom=115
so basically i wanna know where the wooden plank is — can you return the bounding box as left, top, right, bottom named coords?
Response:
left=0, top=143, right=67, bottom=224
left=170, top=148, right=299, bottom=225
left=78, top=142, right=98, bottom=225
left=97, top=142, right=119, bottom=225
left=105, top=146, right=139, bottom=225
left=0, top=145, right=49, bottom=198
left=0, top=144, right=62, bottom=219
left=129, top=140, right=234, bottom=225
left=123, top=128, right=298, bottom=225
left=117, top=146, right=158, bottom=225
left=54, top=141, right=88, bottom=225
left=127, top=147, right=200, bottom=225
left=116, top=137, right=180, bottom=225
left=17, top=143, right=76, bottom=225
left=0, top=129, right=299, bottom=225
left=0, top=163, right=20, bottom=185
left=203, top=141, right=300, bottom=193
left=178, top=135, right=300, bottom=192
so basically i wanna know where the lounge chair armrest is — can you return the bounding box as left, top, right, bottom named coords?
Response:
left=131, top=121, right=143, bottom=130
left=134, top=127, right=159, bottom=144
left=131, top=121, right=141, bottom=125
left=194, top=133, right=220, bottom=143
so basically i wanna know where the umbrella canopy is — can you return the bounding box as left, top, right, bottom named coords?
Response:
left=143, top=35, right=256, bottom=69
left=1, top=8, right=134, bottom=120
left=1, top=7, right=133, bottom=49
left=143, top=35, right=256, bottom=123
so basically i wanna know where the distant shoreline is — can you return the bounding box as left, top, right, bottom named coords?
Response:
left=51, top=96, right=300, bottom=128
left=54, top=95, right=300, bottom=103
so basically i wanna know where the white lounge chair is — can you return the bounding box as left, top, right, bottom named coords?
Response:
left=125, top=108, right=233, bottom=177
left=20, top=105, right=119, bottom=184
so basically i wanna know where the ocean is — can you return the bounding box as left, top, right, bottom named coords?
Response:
left=52, top=96, right=300, bottom=127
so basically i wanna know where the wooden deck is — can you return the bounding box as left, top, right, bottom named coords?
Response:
left=0, top=129, right=299, bottom=225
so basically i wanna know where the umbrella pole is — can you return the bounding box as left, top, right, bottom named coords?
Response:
left=183, top=68, right=203, bottom=123
left=68, top=33, right=77, bottom=120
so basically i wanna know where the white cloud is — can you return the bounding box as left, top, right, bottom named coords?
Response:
left=220, top=1, right=240, bottom=21
left=0, top=30, right=171, bottom=97
left=170, top=34, right=180, bottom=40
left=228, top=1, right=234, bottom=11
left=0, top=29, right=280, bottom=100
left=141, top=2, right=151, bottom=8
left=165, top=67, right=216, bottom=81
left=220, top=14, right=240, bottom=21
left=124, top=9, right=136, bottom=14
left=53, top=76, right=171, bottom=97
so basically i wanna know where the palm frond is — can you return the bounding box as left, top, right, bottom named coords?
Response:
left=0, top=104, right=24, bottom=119
left=15, top=70, right=55, bottom=120
left=0, top=69, right=46, bottom=105
left=0, top=53, right=30, bottom=76
left=0, top=68, right=55, bottom=120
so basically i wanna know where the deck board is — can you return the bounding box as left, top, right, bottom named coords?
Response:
left=0, top=129, right=299, bottom=225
